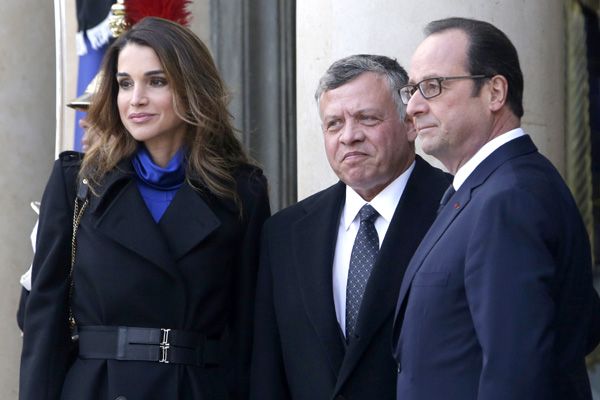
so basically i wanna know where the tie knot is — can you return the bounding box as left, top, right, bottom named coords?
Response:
left=358, top=204, right=378, bottom=223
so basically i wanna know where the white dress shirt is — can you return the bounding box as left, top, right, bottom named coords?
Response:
left=452, top=127, right=526, bottom=190
left=332, top=161, right=415, bottom=336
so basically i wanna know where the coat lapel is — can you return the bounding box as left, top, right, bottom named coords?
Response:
left=91, top=176, right=177, bottom=274
left=158, top=184, right=221, bottom=260
left=335, top=157, right=446, bottom=389
left=87, top=160, right=220, bottom=277
left=294, top=182, right=346, bottom=376
left=394, top=135, right=538, bottom=329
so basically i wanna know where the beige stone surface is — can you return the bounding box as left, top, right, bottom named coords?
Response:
left=0, top=0, right=55, bottom=397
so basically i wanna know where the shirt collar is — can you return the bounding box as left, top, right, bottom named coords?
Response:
left=453, top=127, right=526, bottom=190
left=342, top=160, right=416, bottom=230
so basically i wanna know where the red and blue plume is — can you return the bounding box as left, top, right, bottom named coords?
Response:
left=124, top=0, right=192, bottom=27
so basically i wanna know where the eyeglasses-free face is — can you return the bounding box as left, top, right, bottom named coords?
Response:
left=117, top=43, right=187, bottom=163
left=399, top=75, right=490, bottom=105
left=319, top=72, right=415, bottom=201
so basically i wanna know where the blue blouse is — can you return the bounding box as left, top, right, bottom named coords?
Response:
left=132, top=146, right=186, bottom=222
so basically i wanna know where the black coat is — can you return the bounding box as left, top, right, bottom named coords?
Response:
left=20, top=152, right=270, bottom=400
left=250, top=156, right=450, bottom=400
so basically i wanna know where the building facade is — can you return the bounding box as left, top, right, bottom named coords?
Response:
left=1, top=0, right=597, bottom=396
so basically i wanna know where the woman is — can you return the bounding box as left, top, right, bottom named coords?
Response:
left=20, top=17, right=270, bottom=400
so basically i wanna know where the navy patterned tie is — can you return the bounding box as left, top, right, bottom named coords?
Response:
left=345, top=204, right=379, bottom=340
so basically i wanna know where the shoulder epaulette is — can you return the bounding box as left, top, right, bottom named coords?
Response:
left=59, top=151, right=85, bottom=166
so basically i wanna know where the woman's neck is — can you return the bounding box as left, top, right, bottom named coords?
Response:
left=144, top=135, right=185, bottom=167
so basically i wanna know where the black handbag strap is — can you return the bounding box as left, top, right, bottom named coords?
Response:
left=68, top=177, right=89, bottom=341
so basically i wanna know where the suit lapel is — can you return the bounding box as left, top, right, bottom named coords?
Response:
left=394, top=135, right=538, bottom=329
left=335, top=157, right=445, bottom=389
left=394, top=185, right=470, bottom=318
left=294, top=182, right=346, bottom=376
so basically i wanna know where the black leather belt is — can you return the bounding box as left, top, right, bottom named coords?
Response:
left=77, top=326, right=220, bottom=366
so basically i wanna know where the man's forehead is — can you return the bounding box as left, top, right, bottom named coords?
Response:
left=408, top=30, right=469, bottom=82
left=320, top=74, right=392, bottom=106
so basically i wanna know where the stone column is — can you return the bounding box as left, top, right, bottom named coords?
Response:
left=0, top=1, right=55, bottom=396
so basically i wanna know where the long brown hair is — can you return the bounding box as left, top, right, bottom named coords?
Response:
left=81, top=17, right=249, bottom=206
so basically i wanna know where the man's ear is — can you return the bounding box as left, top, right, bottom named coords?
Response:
left=488, top=75, right=508, bottom=112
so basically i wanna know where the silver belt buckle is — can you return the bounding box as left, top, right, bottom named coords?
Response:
left=159, top=328, right=171, bottom=363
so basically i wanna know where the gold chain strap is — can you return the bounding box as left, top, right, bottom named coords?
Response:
left=68, top=178, right=89, bottom=340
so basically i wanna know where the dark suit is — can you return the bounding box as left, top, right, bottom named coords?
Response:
left=393, top=135, right=600, bottom=399
left=250, top=156, right=449, bottom=400
left=20, top=152, right=270, bottom=400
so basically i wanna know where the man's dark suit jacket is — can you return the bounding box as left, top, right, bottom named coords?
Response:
left=250, top=156, right=450, bottom=400
left=393, top=135, right=600, bottom=399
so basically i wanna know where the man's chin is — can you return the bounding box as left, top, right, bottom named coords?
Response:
left=419, top=137, right=438, bottom=156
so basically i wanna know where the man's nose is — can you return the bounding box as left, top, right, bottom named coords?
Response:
left=339, top=119, right=364, bottom=144
left=406, top=89, right=428, bottom=118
